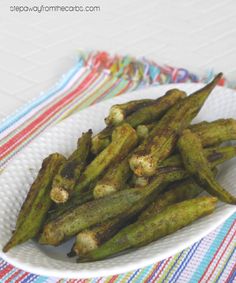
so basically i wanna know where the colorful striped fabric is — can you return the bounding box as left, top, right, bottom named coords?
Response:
left=0, top=52, right=235, bottom=283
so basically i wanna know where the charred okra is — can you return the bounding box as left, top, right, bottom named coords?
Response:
left=38, top=167, right=189, bottom=246
left=74, top=123, right=137, bottom=196
left=129, top=73, right=223, bottom=177
left=178, top=129, right=236, bottom=204
left=105, top=99, right=155, bottom=126
left=50, top=130, right=92, bottom=204
left=78, top=196, right=217, bottom=262
left=92, top=89, right=186, bottom=154
left=3, top=153, right=66, bottom=252
left=93, top=156, right=131, bottom=199
left=190, top=118, right=236, bottom=147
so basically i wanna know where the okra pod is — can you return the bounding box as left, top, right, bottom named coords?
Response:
left=129, top=73, right=223, bottom=177
left=74, top=123, right=138, bottom=195
left=72, top=178, right=202, bottom=256
left=138, top=179, right=203, bottom=220
left=178, top=129, right=236, bottom=204
left=3, top=153, right=66, bottom=252
left=78, top=196, right=217, bottom=262
left=38, top=167, right=189, bottom=246
left=47, top=190, right=93, bottom=222
left=190, top=119, right=236, bottom=147
left=93, top=156, right=131, bottom=199
left=92, top=89, right=186, bottom=154
left=50, top=130, right=92, bottom=204
left=71, top=216, right=134, bottom=256
left=161, top=145, right=236, bottom=168
left=137, top=119, right=236, bottom=147
left=105, top=99, right=155, bottom=126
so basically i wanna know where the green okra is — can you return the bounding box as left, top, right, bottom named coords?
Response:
left=190, top=119, right=236, bottom=147
left=3, top=153, right=66, bottom=253
left=129, top=73, right=223, bottom=177
left=71, top=216, right=134, bottom=256
left=50, top=130, right=92, bottom=204
left=78, top=196, right=217, bottom=262
left=74, top=123, right=138, bottom=195
left=137, top=119, right=236, bottom=147
left=38, top=167, right=189, bottom=246
left=161, top=145, right=236, bottom=169
left=49, top=144, right=236, bottom=225
left=178, top=129, right=236, bottom=204
left=93, top=156, right=132, bottom=199
left=105, top=99, right=155, bottom=126
left=47, top=190, right=93, bottom=222
left=92, top=89, right=186, bottom=154
left=138, top=179, right=203, bottom=220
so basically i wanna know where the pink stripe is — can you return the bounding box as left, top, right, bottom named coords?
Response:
left=149, top=258, right=171, bottom=282
left=199, top=220, right=236, bottom=283
left=107, top=274, right=119, bottom=283
left=205, top=228, right=236, bottom=282
left=0, top=70, right=98, bottom=160
left=15, top=272, right=30, bottom=283
left=225, top=262, right=236, bottom=282
left=0, top=265, right=14, bottom=279
left=5, top=270, right=21, bottom=283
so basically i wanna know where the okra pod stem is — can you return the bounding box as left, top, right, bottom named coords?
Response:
left=105, top=99, right=155, bottom=126
left=129, top=73, right=223, bottom=177
left=136, top=123, right=155, bottom=141
left=50, top=130, right=92, bottom=204
left=71, top=216, right=134, bottom=256
left=78, top=196, right=217, bottom=262
left=93, top=156, right=131, bottom=199
left=3, top=153, right=66, bottom=252
left=178, top=129, right=236, bottom=204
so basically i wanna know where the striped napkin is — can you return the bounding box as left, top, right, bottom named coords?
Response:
left=0, top=52, right=235, bottom=283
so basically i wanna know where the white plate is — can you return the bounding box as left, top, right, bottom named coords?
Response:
left=0, top=84, right=236, bottom=279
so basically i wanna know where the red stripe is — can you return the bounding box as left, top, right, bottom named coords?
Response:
left=144, top=262, right=162, bottom=283
left=108, top=274, right=119, bottom=283
left=5, top=270, right=21, bottom=283
left=226, top=262, right=236, bottom=282
left=151, top=259, right=172, bottom=283
left=146, top=258, right=171, bottom=283
left=206, top=229, right=236, bottom=282
left=15, top=272, right=29, bottom=283
left=199, top=220, right=236, bottom=283
left=0, top=265, right=14, bottom=279
left=0, top=70, right=96, bottom=157
left=0, top=70, right=98, bottom=160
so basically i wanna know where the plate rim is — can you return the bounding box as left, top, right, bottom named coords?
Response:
left=0, top=83, right=236, bottom=279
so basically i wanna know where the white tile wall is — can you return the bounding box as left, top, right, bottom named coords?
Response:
left=0, top=0, right=236, bottom=118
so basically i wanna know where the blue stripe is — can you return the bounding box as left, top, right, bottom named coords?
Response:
left=228, top=266, right=236, bottom=283
left=127, top=268, right=140, bottom=283
left=215, top=247, right=236, bottom=283
left=27, top=274, right=46, bottom=283
left=0, top=59, right=84, bottom=134
left=160, top=250, right=185, bottom=282
left=189, top=214, right=236, bottom=282
left=170, top=240, right=202, bottom=282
